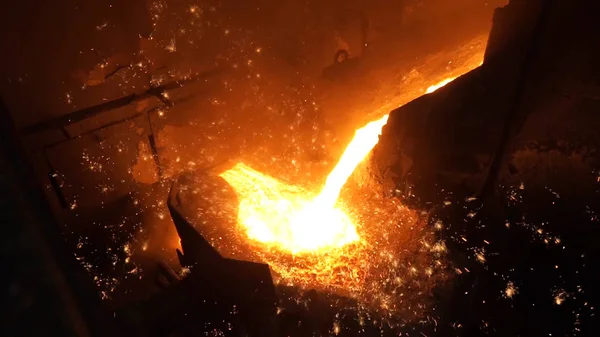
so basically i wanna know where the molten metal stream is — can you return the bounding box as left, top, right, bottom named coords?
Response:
left=313, top=115, right=389, bottom=209
left=220, top=75, right=468, bottom=255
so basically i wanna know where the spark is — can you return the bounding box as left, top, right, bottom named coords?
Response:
left=475, top=249, right=486, bottom=264
left=555, top=290, right=567, bottom=305
left=165, top=39, right=176, bottom=52
left=504, top=281, right=518, bottom=299
left=96, top=22, right=108, bottom=31
left=333, top=322, right=341, bottom=335
left=180, top=267, right=191, bottom=277
left=432, top=242, right=447, bottom=253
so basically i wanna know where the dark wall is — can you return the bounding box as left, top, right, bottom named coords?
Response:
left=0, top=0, right=151, bottom=127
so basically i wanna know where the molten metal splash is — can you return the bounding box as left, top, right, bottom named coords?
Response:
left=219, top=163, right=358, bottom=253
left=220, top=74, right=466, bottom=255
left=220, top=115, right=389, bottom=254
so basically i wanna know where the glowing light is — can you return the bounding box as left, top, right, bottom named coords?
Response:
left=554, top=290, right=567, bottom=305
left=504, top=281, right=518, bottom=299
left=221, top=74, right=460, bottom=255
left=165, top=39, right=176, bottom=52
left=220, top=163, right=358, bottom=254
left=314, top=115, right=389, bottom=209
left=221, top=116, right=389, bottom=253
left=426, top=77, right=457, bottom=93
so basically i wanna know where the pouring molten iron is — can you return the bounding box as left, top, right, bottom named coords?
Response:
left=220, top=115, right=389, bottom=254
left=178, top=52, right=485, bottom=318
left=205, top=73, right=481, bottom=316
left=219, top=72, right=470, bottom=257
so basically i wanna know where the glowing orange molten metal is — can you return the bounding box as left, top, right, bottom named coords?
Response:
left=220, top=115, right=389, bottom=254
left=220, top=163, right=358, bottom=253
left=220, top=73, right=466, bottom=255
left=426, top=77, right=457, bottom=93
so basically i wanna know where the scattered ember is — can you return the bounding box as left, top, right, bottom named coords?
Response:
left=504, top=281, right=518, bottom=299
left=554, top=289, right=568, bottom=306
